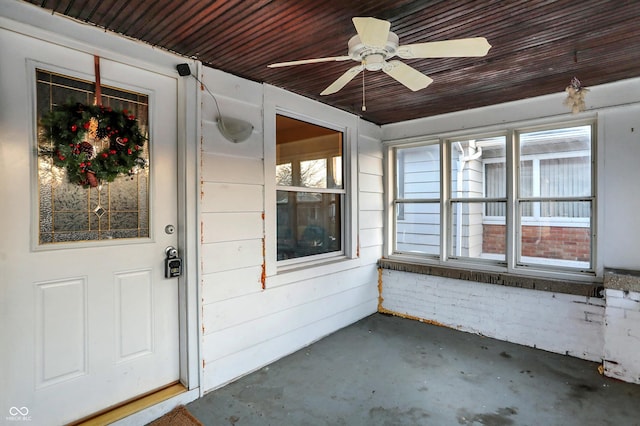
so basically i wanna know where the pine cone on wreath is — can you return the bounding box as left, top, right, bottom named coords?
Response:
left=79, top=141, right=95, bottom=159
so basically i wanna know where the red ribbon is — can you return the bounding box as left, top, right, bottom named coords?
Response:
left=94, top=55, right=101, bottom=105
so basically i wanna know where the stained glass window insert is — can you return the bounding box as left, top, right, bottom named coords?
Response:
left=36, top=69, right=150, bottom=244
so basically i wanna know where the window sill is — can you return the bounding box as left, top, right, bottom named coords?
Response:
left=267, top=256, right=362, bottom=288
left=604, top=268, right=640, bottom=293
left=378, top=257, right=603, bottom=297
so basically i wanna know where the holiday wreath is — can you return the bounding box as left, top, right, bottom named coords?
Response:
left=41, top=101, right=147, bottom=187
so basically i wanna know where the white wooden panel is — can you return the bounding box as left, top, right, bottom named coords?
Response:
left=202, top=266, right=378, bottom=333
left=201, top=266, right=263, bottom=304
left=359, top=119, right=383, bottom=140
left=359, top=153, right=384, bottom=176
left=359, top=173, right=384, bottom=193
left=359, top=210, right=383, bottom=230
left=36, top=278, right=87, bottom=386
left=382, top=77, right=640, bottom=141
left=201, top=239, right=263, bottom=274
left=360, top=227, right=383, bottom=248
left=201, top=119, right=262, bottom=159
left=359, top=138, right=383, bottom=159
left=202, top=301, right=376, bottom=391
left=201, top=182, right=263, bottom=213
left=202, top=153, right=264, bottom=185
left=201, top=212, right=263, bottom=243
left=115, top=270, right=153, bottom=362
left=201, top=67, right=263, bottom=106
left=359, top=245, right=383, bottom=264
left=202, top=284, right=378, bottom=362
left=359, top=192, right=384, bottom=211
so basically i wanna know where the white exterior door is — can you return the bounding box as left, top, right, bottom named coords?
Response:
left=1, top=29, right=180, bottom=425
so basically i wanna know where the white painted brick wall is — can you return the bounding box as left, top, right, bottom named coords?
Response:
left=380, top=270, right=605, bottom=362
left=603, top=289, right=640, bottom=384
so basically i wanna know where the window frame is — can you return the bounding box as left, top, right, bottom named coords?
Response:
left=386, top=118, right=597, bottom=280
left=263, top=86, right=359, bottom=283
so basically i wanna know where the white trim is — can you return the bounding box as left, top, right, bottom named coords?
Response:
left=263, top=85, right=359, bottom=281
left=176, top=60, right=202, bottom=391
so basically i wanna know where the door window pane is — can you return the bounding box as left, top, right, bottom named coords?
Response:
left=37, top=70, right=149, bottom=244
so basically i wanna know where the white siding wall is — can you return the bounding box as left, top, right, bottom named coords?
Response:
left=199, top=74, right=382, bottom=391
left=380, top=76, right=640, bottom=384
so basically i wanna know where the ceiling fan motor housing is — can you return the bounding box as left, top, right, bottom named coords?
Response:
left=348, top=31, right=399, bottom=71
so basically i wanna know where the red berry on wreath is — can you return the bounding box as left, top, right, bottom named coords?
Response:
left=71, top=124, right=78, bottom=132
left=102, top=153, right=108, bottom=159
left=83, top=121, right=91, bottom=129
left=110, top=149, right=117, bottom=155
left=127, top=149, right=132, bottom=155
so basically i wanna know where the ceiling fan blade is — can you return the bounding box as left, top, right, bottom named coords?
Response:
left=397, top=37, right=491, bottom=59
left=268, top=56, right=352, bottom=68
left=352, top=17, right=391, bottom=48
left=321, top=65, right=363, bottom=95
left=383, top=61, right=433, bottom=91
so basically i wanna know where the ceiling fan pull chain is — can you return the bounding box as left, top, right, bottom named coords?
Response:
left=362, top=65, right=367, bottom=111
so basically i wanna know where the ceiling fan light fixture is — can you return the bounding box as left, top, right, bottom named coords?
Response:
left=364, top=53, right=385, bottom=71
left=267, top=17, right=491, bottom=96
left=348, top=32, right=399, bottom=62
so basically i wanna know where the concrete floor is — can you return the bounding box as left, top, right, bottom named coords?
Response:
left=187, top=314, right=640, bottom=426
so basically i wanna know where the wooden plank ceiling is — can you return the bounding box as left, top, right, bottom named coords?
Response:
left=23, top=0, right=640, bottom=125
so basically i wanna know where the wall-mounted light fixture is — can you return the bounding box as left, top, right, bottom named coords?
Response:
left=177, top=63, right=254, bottom=143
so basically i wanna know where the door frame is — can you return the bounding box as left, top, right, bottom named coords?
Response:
left=1, top=1, right=202, bottom=421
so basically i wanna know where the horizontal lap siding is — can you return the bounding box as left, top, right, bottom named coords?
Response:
left=200, top=73, right=382, bottom=391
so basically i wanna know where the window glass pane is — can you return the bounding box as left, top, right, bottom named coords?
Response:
left=451, top=201, right=505, bottom=261
left=520, top=160, right=533, bottom=216
left=395, top=202, right=440, bottom=255
left=300, top=158, right=327, bottom=188
left=519, top=125, right=591, bottom=197
left=276, top=115, right=342, bottom=189
left=277, top=191, right=341, bottom=260
left=540, top=156, right=591, bottom=198
left=519, top=201, right=591, bottom=269
left=276, top=115, right=344, bottom=262
left=485, top=163, right=505, bottom=216
left=276, top=162, right=292, bottom=186
left=452, top=136, right=505, bottom=199
left=37, top=69, right=149, bottom=244
left=396, top=144, right=440, bottom=199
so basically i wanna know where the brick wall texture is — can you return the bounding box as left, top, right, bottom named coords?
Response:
left=380, top=269, right=640, bottom=384
left=483, top=224, right=590, bottom=261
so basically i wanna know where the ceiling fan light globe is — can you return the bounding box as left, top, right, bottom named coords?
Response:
left=364, top=54, right=385, bottom=71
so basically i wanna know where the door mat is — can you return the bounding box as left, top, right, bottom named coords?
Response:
left=148, top=405, right=202, bottom=426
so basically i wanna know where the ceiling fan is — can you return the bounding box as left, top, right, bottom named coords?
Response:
left=268, top=17, right=491, bottom=96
